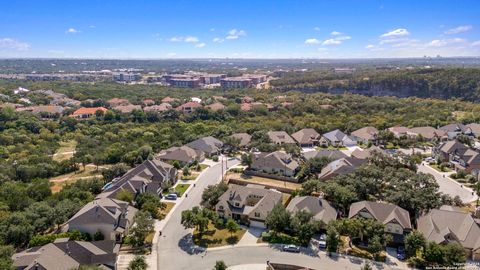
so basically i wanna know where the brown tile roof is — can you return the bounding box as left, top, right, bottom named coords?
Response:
left=71, top=107, right=108, bottom=116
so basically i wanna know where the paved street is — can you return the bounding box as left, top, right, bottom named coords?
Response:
left=418, top=163, right=477, bottom=203
left=155, top=156, right=405, bottom=270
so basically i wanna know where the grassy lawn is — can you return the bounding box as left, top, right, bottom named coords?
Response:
left=193, top=222, right=246, bottom=248
left=230, top=173, right=301, bottom=190
left=174, top=184, right=190, bottom=196
left=180, top=173, right=198, bottom=180
left=199, top=164, right=209, bottom=171
left=430, top=164, right=452, bottom=172
left=49, top=165, right=103, bottom=193
left=53, top=140, right=77, bottom=161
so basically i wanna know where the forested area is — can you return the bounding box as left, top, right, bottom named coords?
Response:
left=271, top=68, right=480, bottom=102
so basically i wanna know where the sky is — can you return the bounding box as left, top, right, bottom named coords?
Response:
left=0, top=0, right=479, bottom=59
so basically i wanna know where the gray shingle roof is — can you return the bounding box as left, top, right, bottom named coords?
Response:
left=229, top=133, right=252, bottom=147
left=286, top=196, right=337, bottom=223
left=252, top=151, right=299, bottom=171
left=303, top=149, right=348, bottom=161
left=417, top=206, right=480, bottom=250
left=291, top=128, right=320, bottom=145
left=349, top=201, right=411, bottom=230
left=186, top=136, right=223, bottom=155
left=267, top=131, right=296, bottom=144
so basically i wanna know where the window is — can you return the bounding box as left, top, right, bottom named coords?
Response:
left=254, top=212, right=260, bottom=217
left=235, top=202, right=239, bottom=207
left=218, top=206, right=223, bottom=210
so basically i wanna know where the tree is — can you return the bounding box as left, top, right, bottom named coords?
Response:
left=201, top=183, right=228, bottom=208
left=241, top=153, right=253, bottom=168
left=213, top=260, right=227, bottom=270
left=424, top=241, right=444, bottom=266
left=299, top=179, right=322, bottom=196
left=361, top=262, right=373, bottom=270
left=0, top=245, right=13, bottom=270
left=326, top=226, right=339, bottom=253
left=181, top=207, right=217, bottom=236
left=135, top=193, right=166, bottom=219
left=128, top=255, right=147, bottom=270
left=404, top=230, right=426, bottom=258
left=225, top=219, right=240, bottom=237
left=443, top=242, right=466, bottom=265
left=290, top=210, right=322, bottom=244
left=93, top=230, right=105, bottom=241
left=368, top=235, right=384, bottom=259
left=128, top=211, right=154, bottom=247
left=116, top=189, right=134, bottom=203
left=265, top=204, right=290, bottom=234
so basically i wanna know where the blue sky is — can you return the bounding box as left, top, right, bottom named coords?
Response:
left=0, top=0, right=479, bottom=58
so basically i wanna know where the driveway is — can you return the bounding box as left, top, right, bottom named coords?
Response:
left=418, top=163, right=477, bottom=203
left=236, top=227, right=264, bottom=246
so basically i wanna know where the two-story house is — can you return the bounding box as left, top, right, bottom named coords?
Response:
left=348, top=201, right=412, bottom=244
left=215, top=184, right=282, bottom=228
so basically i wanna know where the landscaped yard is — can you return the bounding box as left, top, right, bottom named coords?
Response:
left=52, top=140, right=77, bottom=161
left=193, top=222, right=246, bottom=248
left=174, top=184, right=190, bottom=196
left=430, top=164, right=452, bottom=172
left=258, top=231, right=302, bottom=246
left=228, top=173, right=302, bottom=191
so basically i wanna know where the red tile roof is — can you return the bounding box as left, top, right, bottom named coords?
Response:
left=71, top=107, right=108, bottom=116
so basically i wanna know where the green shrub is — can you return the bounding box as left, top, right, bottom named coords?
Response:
left=212, top=155, right=219, bottom=162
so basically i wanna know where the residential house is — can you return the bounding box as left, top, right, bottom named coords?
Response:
left=350, top=126, right=379, bottom=145
left=467, top=123, right=480, bottom=138
left=286, top=196, right=337, bottom=225
left=431, top=140, right=480, bottom=174
left=143, top=103, right=173, bottom=112
left=107, top=98, right=131, bottom=107
left=215, top=184, right=282, bottom=228
left=409, top=126, right=447, bottom=141
left=417, top=205, right=480, bottom=260
left=186, top=136, right=223, bottom=157
left=156, top=145, right=205, bottom=166
left=12, top=238, right=118, bottom=270
left=302, top=149, right=348, bottom=161
left=70, top=107, right=108, bottom=119
left=64, top=197, right=137, bottom=242
left=142, top=99, right=156, bottom=106
left=229, top=133, right=252, bottom=148
left=350, top=145, right=384, bottom=160
left=291, top=128, right=321, bottom=147
left=318, top=157, right=366, bottom=180
left=175, top=101, right=202, bottom=113
left=161, top=96, right=178, bottom=103
left=102, top=159, right=177, bottom=198
left=205, top=102, right=226, bottom=111
left=113, top=104, right=142, bottom=113
left=267, top=131, right=296, bottom=145
left=250, top=151, right=299, bottom=177
left=349, top=201, right=412, bottom=243
left=388, top=126, right=410, bottom=138
left=439, top=123, right=474, bottom=139
left=18, top=105, right=64, bottom=118
left=320, top=129, right=356, bottom=147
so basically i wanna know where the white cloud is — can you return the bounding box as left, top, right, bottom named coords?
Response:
left=0, top=38, right=30, bottom=51
left=444, top=25, right=473, bottom=35
left=380, top=28, right=410, bottom=38
left=213, top=37, right=224, bottom=43
left=184, top=36, right=199, bottom=43
left=331, top=31, right=342, bottom=36
left=426, top=38, right=467, bottom=47
left=365, top=44, right=375, bottom=49
left=210, top=28, right=215, bottom=32
left=66, top=28, right=79, bottom=34
left=305, top=38, right=321, bottom=45
left=166, top=52, right=177, bottom=57
left=314, top=27, right=320, bottom=31
left=169, top=36, right=183, bottom=42
left=195, top=43, right=206, bottom=48
left=226, top=29, right=246, bottom=40
left=322, top=39, right=341, bottom=45
left=472, top=40, right=480, bottom=47
left=335, top=35, right=351, bottom=41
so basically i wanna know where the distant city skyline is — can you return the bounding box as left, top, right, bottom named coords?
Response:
left=1, top=0, right=479, bottom=59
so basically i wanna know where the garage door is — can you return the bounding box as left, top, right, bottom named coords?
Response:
left=250, top=220, right=266, bottom=229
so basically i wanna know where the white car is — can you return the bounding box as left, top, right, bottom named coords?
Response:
left=318, top=234, right=327, bottom=249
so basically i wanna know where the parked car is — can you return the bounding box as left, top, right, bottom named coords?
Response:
left=283, top=244, right=300, bottom=253
left=165, top=193, right=178, bottom=200
left=397, top=246, right=406, bottom=260
left=318, top=234, right=327, bottom=249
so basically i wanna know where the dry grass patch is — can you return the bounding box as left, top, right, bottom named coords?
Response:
left=53, top=140, right=77, bottom=161
left=49, top=165, right=103, bottom=193
left=228, top=173, right=301, bottom=190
